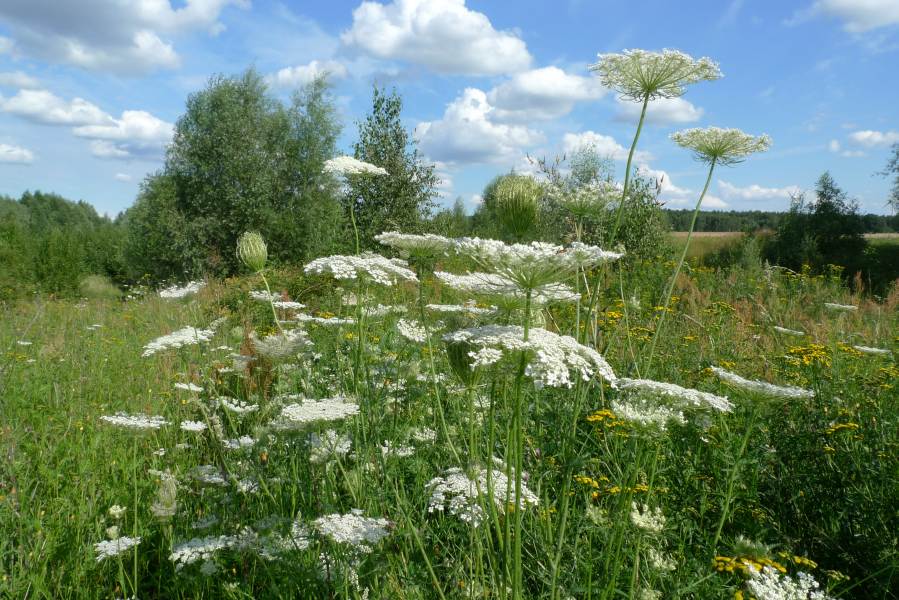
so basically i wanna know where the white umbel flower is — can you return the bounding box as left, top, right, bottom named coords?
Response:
left=434, top=271, right=579, bottom=304
left=671, top=127, right=771, bottom=165
left=745, top=565, right=835, bottom=600
left=443, top=325, right=617, bottom=388
left=174, top=382, right=203, bottom=392
left=396, top=319, right=427, bottom=343
left=324, top=155, right=388, bottom=176
left=95, top=536, right=141, bottom=562
left=274, top=397, right=360, bottom=429
left=308, top=430, right=352, bottom=464
left=617, top=378, right=732, bottom=412
left=375, top=231, right=455, bottom=256
left=250, top=329, right=312, bottom=360
left=824, top=302, right=857, bottom=312
left=142, top=326, right=214, bottom=357
left=159, top=281, right=205, bottom=299
left=180, top=420, right=207, bottom=433
left=852, top=345, right=891, bottom=356
left=427, top=467, right=539, bottom=527
left=426, top=301, right=497, bottom=315
left=101, top=413, right=168, bottom=430
left=313, top=510, right=391, bottom=550
left=218, top=397, right=259, bottom=414
left=711, top=366, right=814, bottom=399
left=773, top=326, right=805, bottom=337
left=629, top=502, right=666, bottom=533
left=454, top=238, right=622, bottom=291
left=611, top=399, right=685, bottom=430
left=304, top=253, right=418, bottom=286
left=589, top=49, right=721, bottom=101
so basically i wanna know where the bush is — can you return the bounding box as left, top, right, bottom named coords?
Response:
left=78, top=275, right=122, bottom=300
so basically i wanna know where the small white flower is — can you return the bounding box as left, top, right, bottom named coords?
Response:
left=108, top=505, right=127, bottom=520
left=304, top=253, right=417, bottom=286
left=711, top=366, right=814, bottom=399
left=101, top=413, right=168, bottom=430
left=396, top=319, right=427, bottom=343
left=274, top=397, right=360, bottom=429
left=852, top=345, right=890, bottom=356
left=143, top=326, right=214, bottom=357
left=630, top=502, right=666, bottom=533
left=313, top=511, right=391, bottom=550
left=324, top=156, right=388, bottom=177
left=180, top=420, right=207, bottom=433
left=159, top=281, right=204, bottom=299
left=174, top=382, right=203, bottom=393
left=95, top=536, right=141, bottom=562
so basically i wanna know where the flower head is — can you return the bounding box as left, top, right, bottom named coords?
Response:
left=548, top=180, right=620, bottom=219
left=671, top=127, right=771, bottom=165
left=236, top=231, right=268, bottom=272
left=374, top=231, right=454, bottom=258
left=304, top=253, right=418, bottom=286
left=589, top=49, right=721, bottom=101
left=324, top=155, right=388, bottom=177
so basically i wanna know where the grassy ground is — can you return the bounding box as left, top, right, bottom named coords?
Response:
left=1, top=256, right=897, bottom=599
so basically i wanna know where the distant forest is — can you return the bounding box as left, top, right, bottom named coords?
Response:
left=663, top=208, right=898, bottom=232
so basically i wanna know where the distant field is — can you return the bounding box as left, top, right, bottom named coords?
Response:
left=671, top=231, right=899, bottom=257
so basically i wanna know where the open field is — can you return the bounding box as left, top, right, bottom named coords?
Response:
left=670, top=231, right=899, bottom=259
left=2, top=255, right=897, bottom=598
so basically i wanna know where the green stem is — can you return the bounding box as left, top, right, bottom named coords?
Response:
left=711, top=407, right=755, bottom=551
left=259, top=271, right=284, bottom=333
left=609, top=93, right=650, bottom=242
left=643, top=158, right=717, bottom=374
left=511, top=289, right=533, bottom=600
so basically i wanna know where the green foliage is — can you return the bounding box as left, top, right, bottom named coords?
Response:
left=132, top=70, right=346, bottom=280
left=882, top=143, right=899, bottom=214
left=345, top=87, right=439, bottom=246
left=493, top=174, right=543, bottom=241
left=428, top=197, right=471, bottom=238
left=79, top=275, right=121, bottom=299
left=766, top=172, right=868, bottom=276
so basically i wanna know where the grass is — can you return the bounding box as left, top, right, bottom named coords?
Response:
left=1, top=254, right=897, bottom=599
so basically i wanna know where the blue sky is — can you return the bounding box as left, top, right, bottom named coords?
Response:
left=1, top=0, right=898, bottom=217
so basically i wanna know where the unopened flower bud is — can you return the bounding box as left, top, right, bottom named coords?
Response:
left=237, top=231, right=268, bottom=272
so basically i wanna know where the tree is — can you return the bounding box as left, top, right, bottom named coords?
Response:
left=346, top=87, right=439, bottom=246
left=880, top=143, right=899, bottom=216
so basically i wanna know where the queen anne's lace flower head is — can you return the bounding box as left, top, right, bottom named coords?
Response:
left=304, top=253, right=417, bottom=286
left=745, top=565, right=835, bottom=600
left=396, top=319, right=427, bottom=343
left=159, top=281, right=204, bottom=299
left=324, top=155, right=388, bottom=177
left=443, top=325, right=617, bottom=388
left=589, top=49, right=721, bottom=101
left=313, top=510, right=391, bottom=551
left=95, top=536, right=141, bottom=561
left=308, top=429, right=352, bottom=464
left=374, top=231, right=455, bottom=257
left=711, top=366, right=814, bottom=399
left=618, top=378, right=733, bottom=412
left=670, top=127, right=771, bottom=165
left=453, top=238, right=622, bottom=291
left=250, top=329, right=312, bottom=360
left=427, top=466, right=538, bottom=527
left=548, top=180, right=621, bottom=218
left=273, top=397, right=360, bottom=429
left=435, top=271, right=579, bottom=304
left=142, top=326, right=214, bottom=357
left=101, top=413, right=168, bottom=430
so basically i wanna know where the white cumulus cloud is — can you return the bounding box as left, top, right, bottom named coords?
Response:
left=114, top=172, right=133, bottom=182
left=718, top=180, right=801, bottom=200
left=74, top=110, right=174, bottom=159
left=0, top=0, right=248, bottom=74
left=0, top=71, right=40, bottom=89
left=0, top=142, right=34, bottom=164
left=562, top=131, right=652, bottom=162
left=616, top=97, right=704, bottom=125
left=847, top=129, right=899, bottom=148
left=808, top=0, right=899, bottom=32
left=0, top=89, right=112, bottom=125
left=341, top=0, right=532, bottom=75
left=416, top=87, right=543, bottom=165
left=267, top=60, right=348, bottom=88
left=487, top=66, right=606, bottom=122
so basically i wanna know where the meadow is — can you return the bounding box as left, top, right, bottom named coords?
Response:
left=1, top=243, right=897, bottom=599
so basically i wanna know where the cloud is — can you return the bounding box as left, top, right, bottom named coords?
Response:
left=800, top=0, right=899, bottom=32
left=828, top=138, right=865, bottom=157
left=114, top=172, right=132, bottom=182
left=847, top=129, right=899, bottom=148
left=0, top=36, right=13, bottom=54
left=341, top=0, right=532, bottom=75
left=0, top=0, right=248, bottom=74
left=267, top=60, right=348, bottom=88
left=562, top=131, right=652, bottom=162
left=616, top=97, right=703, bottom=125
left=634, top=163, right=728, bottom=209
left=416, top=87, right=543, bottom=165
left=0, top=89, right=112, bottom=125
left=486, top=66, right=606, bottom=122
left=74, top=110, right=174, bottom=159
left=0, top=142, right=34, bottom=164
left=718, top=180, right=801, bottom=200
left=0, top=71, right=39, bottom=89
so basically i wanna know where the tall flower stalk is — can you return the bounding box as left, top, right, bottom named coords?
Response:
left=644, top=127, right=771, bottom=373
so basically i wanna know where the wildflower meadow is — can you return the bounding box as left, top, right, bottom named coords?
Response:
left=2, top=48, right=898, bottom=600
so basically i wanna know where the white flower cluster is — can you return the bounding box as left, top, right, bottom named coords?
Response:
left=142, top=326, right=215, bottom=357
left=396, top=319, right=427, bottom=343
left=250, top=328, right=311, bottom=360
left=547, top=180, right=621, bottom=217
left=223, top=435, right=256, bottom=450
left=304, top=253, right=418, bottom=286
left=274, top=397, right=360, bottom=429
left=426, top=301, right=496, bottom=315
left=308, top=429, right=352, bottom=464
left=159, top=281, right=205, bottom=299
left=454, top=238, right=622, bottom=290
left=611, top=399, right=686, bottom=431
left=174, top=382, right=203, bottom=392
left=218, top=397, right=259, bottom=414
left=362, top=304, right=407, bottom=318
left=101, top=413, right=168, bottom=430
left=617, top=378, right=732, bottom=412
left=427, top=467, right=539, bottom=527
left=380, top=440, right=415, bottom=458
left=629, top=502, right=666, bottom=534
left=180, top=420, right=207, bottom=433
left=711, top=366, right=814, bottom=399
left=411, top=427, right=437, bottom=443
left=745, top=566, right=835, bottom=600
left=249, top=290, right=279, bottom=302
left=824, top=302, right=857, bottom=312
left=324, top=155, right=388, bottom=177
left=468, top=347, right=504, bottom=368
left=375, top=231, right=454, bottom=255
left=443, top=325, right=617, bottom=388
left=170, top=534, right=246, bottom=570
left=852, top=345, right=891, bottom=356
left=671, top=127, right=771, bottom=165
left=313, top=510, right=391, bottom=551
left=589, top=48, right=722, bottom=101
left=435, top=271, right=579, bottom=304
left=94, top=536, right=142, bottom=562
left=773, top=326, right=805, bottom=337
left=291, top=313, right=355, bottom=326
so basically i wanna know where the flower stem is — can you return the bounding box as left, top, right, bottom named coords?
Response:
left=643, top=158, right=717, bottom=374
left=610, top=93, right=650, bottom=242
